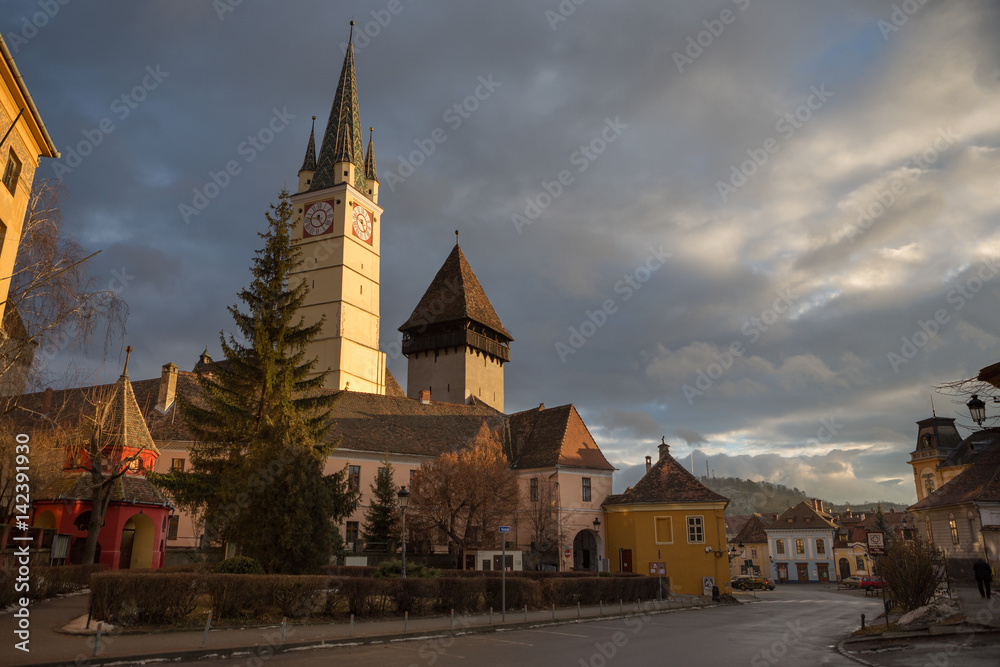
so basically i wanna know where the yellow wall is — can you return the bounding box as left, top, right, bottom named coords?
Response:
left=605, top=502, right=730, bottom=596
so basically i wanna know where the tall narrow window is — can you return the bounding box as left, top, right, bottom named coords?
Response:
left=582, top=477, right=591, bottom=502
left=530, top=478, right=539, bottom=502
left=167, top=516, right=179, bottom=540
left=795, top=538, right=805, bottom=555
left=815, top=538, right=825, bottom=555
left=2, top=149, right=21, bottom=195
left=775, top=539, right=785, bottom=555
left=686, top=516, right=704, bottom=543
left=949, top=514, right=959, bottom=545
left=346, top=521, right=359, bottom=543
left=925, top=518, right=934, bottom=545
left=348, top=465, right=361, bottom=492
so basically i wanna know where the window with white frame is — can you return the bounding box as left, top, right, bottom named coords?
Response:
left=686, top=516, right=704, bottom=543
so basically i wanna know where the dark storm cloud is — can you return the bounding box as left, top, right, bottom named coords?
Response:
left=6, top=0, right=1000, bottom=506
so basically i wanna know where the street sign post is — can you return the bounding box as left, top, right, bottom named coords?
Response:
left=866, top=532, right=886, bottom=556
left=499, top=526, right=510, bottom=621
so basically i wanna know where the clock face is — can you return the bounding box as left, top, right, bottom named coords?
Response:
left=303, top=201, right=335, bottom=237
left=352, top=205, right=373, bottom=244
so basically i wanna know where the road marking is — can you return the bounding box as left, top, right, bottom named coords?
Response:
left=486, top=638, right=535, bottom=646
left=531, top=629, right=589, bottom=638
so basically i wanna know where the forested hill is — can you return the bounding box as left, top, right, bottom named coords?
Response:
left=698, top=476, right=902, bottom=517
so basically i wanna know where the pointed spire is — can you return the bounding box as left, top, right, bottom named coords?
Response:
left=364, top=126, right=378, bottom=182
left=300, top=116, right=317, bottom=173
left=122, top=345, right=132, bottom=378
left=312, top=21, right=366, bottom=192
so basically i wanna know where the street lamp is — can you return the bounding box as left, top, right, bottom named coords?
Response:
left=593, top=517, right=601, bottom=574
left=968, top=394, right=986, bottom=426
left=397, top=486, right=410, bottom=579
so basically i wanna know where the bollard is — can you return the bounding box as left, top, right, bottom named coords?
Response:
left=600, top=600, right=603, bottom=615
left=861, top=613, right=866, bottom=630
left=281, top=617, right=287, bottom=643
left=553, top=604, right=556, bottom=620
left=93, top=622, right=103, bottom=658
left=620, top=599, right=623, bottom=614
left=490, top=607, right=493, bottom=624
left=451, top=609, right=455, bottom=629
left=405, top=611, right=409, bottom=632
left=202, top=611, right=212, bottom=648
left=577, top=602, right=581, bottom=618
left=524, top=605, right=528, bottom=621
left=86, top=597, right=94, bottom=630
left=350, top=614, right=354, bottom=637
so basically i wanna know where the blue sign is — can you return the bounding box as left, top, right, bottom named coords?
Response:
left=499, top=526, right=511, bottom=533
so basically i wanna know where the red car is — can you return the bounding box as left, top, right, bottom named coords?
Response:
left=860, top=576, right=883, bottom=592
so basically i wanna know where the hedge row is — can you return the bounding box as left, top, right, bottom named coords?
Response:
left=317, top=565, right=622, bottom=579
left=0, top=564, right=108, bottom=608
left=90, top=572, right=666, bottom=626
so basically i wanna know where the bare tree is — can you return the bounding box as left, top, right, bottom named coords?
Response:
left=410, top=426, right=519, bottom=564
left=519, top=474, right=565, bottom=567
left=0, top=179, right=127, bottom=409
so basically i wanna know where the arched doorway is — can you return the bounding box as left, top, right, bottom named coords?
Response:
left=573, top=530, right=600, bottom=571
left=33, top=510, right=56, bottom=530
left=121, top=513, right=156, bottom=569
left=839, top=557, right=851, bottom=580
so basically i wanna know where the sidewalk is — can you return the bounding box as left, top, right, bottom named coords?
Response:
left=952, top=584, right=1000, bottom=628
left=1, top=591, right=713, bottom=666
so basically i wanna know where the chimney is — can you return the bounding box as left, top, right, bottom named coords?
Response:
left=645, top=455, right=652, bottom=473
left=658, top=436, right=670, bottom=461
left=157, top=363, right=178, bottom=411
left=538, top=403, right=544, bottom=411
left=419, top=389, right=431, bottom=405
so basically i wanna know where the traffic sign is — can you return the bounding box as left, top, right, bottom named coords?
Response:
left=499, top=525, right=511, bottom=533
left=867, top=531, right=886, bottom=555
left=564, top=547, right=571, bottom=558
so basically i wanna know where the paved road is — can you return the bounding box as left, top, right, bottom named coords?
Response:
left=178, top=585, right=882, bottom=667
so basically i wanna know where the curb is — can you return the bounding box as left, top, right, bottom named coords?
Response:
left=837, top=624, right=1000, bottom=666
left=24, top=603, right=717, bottom=667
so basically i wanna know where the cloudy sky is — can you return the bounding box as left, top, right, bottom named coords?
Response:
left=6, top=0, right=1000, bottom=506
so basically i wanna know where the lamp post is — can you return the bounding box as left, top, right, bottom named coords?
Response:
left=592, top=517, right=601, bottom=574
left=397, top=486, right=409, bottom=579
left=968, top=394, right=987, bottom=426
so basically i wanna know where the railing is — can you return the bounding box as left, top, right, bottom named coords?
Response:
left=402, top=329, right=510, bottom=362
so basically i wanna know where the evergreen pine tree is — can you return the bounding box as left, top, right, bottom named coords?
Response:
left=361, top=454, right=401, bottom=552
left=154, top=189, right=359, bottom=571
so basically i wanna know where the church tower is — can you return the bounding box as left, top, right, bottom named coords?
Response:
left=908, top=416, right=962, bottom=502
left=399, top=239, right=512, bottom=411
left=290, top=22, right=386, bottom=394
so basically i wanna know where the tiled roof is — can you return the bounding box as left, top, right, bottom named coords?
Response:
left=734, top=514, right=771, bottom=544
left=299, top=117, right=317, bottom=173
left=940, top=430, right=1000, bottom=468
left=399, top=244, right=512, bottom=340
left=364, top=127, right=377, bottom=182
left=910, top=447, right=1000, bottom=510
left=311, top=25, right=366, bottom=192
left=36, top=472, right=172, bottom=506
left=507, top=404, right=614, bottom=471
left=384, top=369, right=406, bottom=398
left=766, top=501, right=838, bottom=531
left=603, top=450, right=728, bottom=506
left=725, top=515, right=750, bottom=536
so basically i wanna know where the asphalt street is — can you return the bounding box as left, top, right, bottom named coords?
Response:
left=177, top=585, right=882, bottom=667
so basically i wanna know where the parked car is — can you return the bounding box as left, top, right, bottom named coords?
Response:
left=733, top=575, right=776, bottom=591
left=842, top=575, right=863, bottom=588
left=860, top=575, right=883, bottom=592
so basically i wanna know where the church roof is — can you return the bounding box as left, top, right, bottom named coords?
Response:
left=311, top=23, right=366, bottom=193
left=299, top=116, right=317, bottom=173
left=909, top=446, right=1000, bottom=510
left=603, top=449, right=727, bottom=506
left=399, top=244, right=512, bottom=340
left=507, top=404, right=614, bottom=471
left=940, top=429, right=1000, bottom=468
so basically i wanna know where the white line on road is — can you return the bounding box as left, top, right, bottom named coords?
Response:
left=531, top=629, right=589, bottom=638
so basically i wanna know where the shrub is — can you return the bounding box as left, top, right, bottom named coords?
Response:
left=484, top=577, right=543, bottom=610
left=437, top=578, right=483, bottom=614
left=377, top=560, right=439, bottom=578
left=879, top=539, right=940, bottom=612
left=388, top=578, right=437, bottom=614
left=207, top=574, right=276, bottom=620
left=269, top=575, right=330, bottom=618
left=319, top=565, right=378, bottom=577
left=91, top=573, right=200, bottom=626
left=213, top=556, right=264, bottom=575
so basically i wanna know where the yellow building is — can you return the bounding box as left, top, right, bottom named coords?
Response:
left=0, top=35, right=59, bottom=323
left=603, top=440, right=730, bottom=596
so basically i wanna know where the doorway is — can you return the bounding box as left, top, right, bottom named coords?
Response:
left=620, top=548, right=633, bottom=573
left=796, top=563, right=809, bottom=582
left=817, top=563, right=829, bottom=583
left=839, top=558, right=850, bottom=580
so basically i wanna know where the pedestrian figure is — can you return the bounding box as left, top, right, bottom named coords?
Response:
left=973, top=558, right=992, bottom=599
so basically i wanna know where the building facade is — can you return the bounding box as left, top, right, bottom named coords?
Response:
left=765, top=500, right=837, bottom=583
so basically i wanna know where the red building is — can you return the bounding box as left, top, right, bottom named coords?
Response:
left=29, top=359, right=172, bottom=569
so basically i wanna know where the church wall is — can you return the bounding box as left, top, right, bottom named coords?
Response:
left=406, top=348, right=468, bottom=405
left=462, top=347, right=504, bottom=412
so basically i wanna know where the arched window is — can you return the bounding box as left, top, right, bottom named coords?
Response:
left=74, top=511, right=91, bottom=532
left=925, top=518, right=933, bottom=544
left=948, top=513, right=959, bottom=545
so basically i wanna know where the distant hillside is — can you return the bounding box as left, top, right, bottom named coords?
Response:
left=697, top=476, right=901, bottom=517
